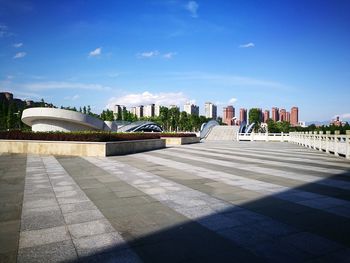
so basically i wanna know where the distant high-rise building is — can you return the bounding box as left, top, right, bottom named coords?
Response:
left=272, top=107, right=279, bottom=122
left=223, top=106, right=235, bottom=125
left=135, top=105, right=143, bottom=118
left=263, top=110, right=270, bottom=123
left=279, top=109, right=286, bottom=122
left=113, top=104, right=126, bottom=120
left=144, top=104, right=155, bottom=117
left=184, top=102, right=199, bottom=116
left=205, top=102, right=217, bottom=119
left=155, top=105, right=161, bottom=117
left=290, top=107, right=299, bottom=126
left=239, top=108, right=247, bottom=124
left=259, top=108, right=264, bottom=122
left=286, top=112, right=291, bottom=123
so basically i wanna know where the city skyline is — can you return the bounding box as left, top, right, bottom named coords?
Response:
left=0, top=1, right=349, bottom=122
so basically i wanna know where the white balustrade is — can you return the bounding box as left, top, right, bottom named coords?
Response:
left=289, top=131, right=350, bottom=159
left=237, top=131, right=350, bottom=159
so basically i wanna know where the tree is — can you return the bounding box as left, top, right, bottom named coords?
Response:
left=6, top=103, right=16, bottom=129
left=179, top=111, right=189, bottom=131
left=249, top=108, right=262, bottom=132
left=100, top=109, right=114, bottom=121
left=0, top=103, right=7, bottom=130
left=159, top=106, right=169, bottom=131
left=276, top=121, right=290, bottom=133
left=169, top=107, right=180, bottom=131
left=83, top=106, right=87, bottom=114
left=267, top=119, right=278, bottom=133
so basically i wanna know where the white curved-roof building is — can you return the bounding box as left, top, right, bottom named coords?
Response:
left=22, top=107, right=117, bottom=132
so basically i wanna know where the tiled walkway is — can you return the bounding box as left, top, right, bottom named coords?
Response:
left=1, top=142, right=350, bottom=262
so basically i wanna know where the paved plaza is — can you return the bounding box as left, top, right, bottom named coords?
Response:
left=1, top=141, right=350, bottom=262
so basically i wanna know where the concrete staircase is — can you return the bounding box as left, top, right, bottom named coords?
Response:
left=204, top=126, right=239, bottom=141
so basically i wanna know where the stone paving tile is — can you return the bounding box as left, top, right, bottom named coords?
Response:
left=68, top=219, right=115, bottom=239
left=60, top=200, right=97, bottom=214
left=17, top=240, right=78, bottom=263
left=63, top=209, right=105, bottom=225
left=16, top=155, right=142, bottom=263
left=21, top=208, right=65, bottom=231
left=85, top=155, right=350, bottom=262
left=136, top=152, right=350, bottom=219
left=281, top=232, right=343, bottom=256
left=0, top=220, right=21, bottom=254
left=72, top=232, right=127, bottom=258
left=19, top=225, right=71, bottom=249
left=0, top=154, right=27, bottom=263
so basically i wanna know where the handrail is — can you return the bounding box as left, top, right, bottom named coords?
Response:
left=289, top=131, right=350, bottom=159
left=200, top=120, right=219, bottom=139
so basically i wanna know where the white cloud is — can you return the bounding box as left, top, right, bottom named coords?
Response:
left=107, top=91, right=189, bottom=109
left=239, top=42, right=255, bottom=48
left=0, top=24, right=10, bottom=37
left=13, top=43, right=23, bottom=48
left=186, top=1, right=199, bottom=18
left=228, top=97, right=237, bottom=105
left=7, top=75, right=14, bottom=80
left=138, top=50, right=159, bottom=58
left=64, top=94, right=80, bottom=101
left=89, top=47, right=102, bottom=57
left=163, top=52, right=177, bottom=59
left=13, top=52, right=26, bottom=59
left=22, top=81, right=111, bottom=91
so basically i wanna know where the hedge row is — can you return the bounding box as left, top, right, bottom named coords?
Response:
left=0, top=130, right=197, bottom=142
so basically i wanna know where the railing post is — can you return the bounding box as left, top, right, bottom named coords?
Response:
left=251, top=133, right=254, bottom=142
left=334, top=130, right=340, bottom=156
left=326, top=131, right=330, bottom=153
left=281, top=132, right=284, bottom=142
left=346, top=130, right=350, bottom=159
left=319, top=131, right=323, bottom=151
left=313, top=131, right=317, bottom=149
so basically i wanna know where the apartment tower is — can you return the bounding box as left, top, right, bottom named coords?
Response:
left=239, top=108, right=247, bottom=124
left=272, top=107, right=279, bottom=122
left=223, top=106, right=235, bottom=125
left=205, top=102, right=217, bottom=119
left=290, top=107, right=299, bottom=126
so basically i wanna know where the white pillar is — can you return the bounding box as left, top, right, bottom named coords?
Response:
left=334, top=130, right=340, bottom=156
left=346, top=130, right=350, bottom=159
left=319, top=131, right=323, bottom=152
left=326, top=131, right=330, bottom=153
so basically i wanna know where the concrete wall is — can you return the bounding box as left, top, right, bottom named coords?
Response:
left=0, top=139, right=165, bottom=157
left=106, top=139, right=165, bottom=156
left=162, top=137, right=200, bottom=146
left=21, top=107, right=117, bottom=132
left=30, top=119, right=100, bottom=132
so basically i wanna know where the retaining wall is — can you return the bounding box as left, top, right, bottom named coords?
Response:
left=0, top=139, right=165, bottom=157
left=162, top=137, right=200, bottom=146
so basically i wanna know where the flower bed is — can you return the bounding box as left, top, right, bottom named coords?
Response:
left=0, top=130, right=160, bottom=142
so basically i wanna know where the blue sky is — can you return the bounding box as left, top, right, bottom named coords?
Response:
left=0, top=0, right=349, bottom=122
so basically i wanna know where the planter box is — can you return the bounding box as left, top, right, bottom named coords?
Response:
left=0, top=139, right=165, bottom=157
left=162, top=136, right=200, bottom=146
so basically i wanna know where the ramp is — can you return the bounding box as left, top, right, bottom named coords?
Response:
left=204, top=126, right=239, bottom=141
